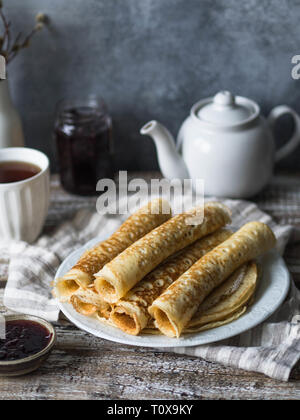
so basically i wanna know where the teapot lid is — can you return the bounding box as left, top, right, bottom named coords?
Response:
left=195, top=91, right=259, bottom=127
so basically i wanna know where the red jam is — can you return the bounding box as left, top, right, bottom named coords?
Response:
left=0, top=320, right=52, bottom=361
left=55, top=101, right=114, bottom=196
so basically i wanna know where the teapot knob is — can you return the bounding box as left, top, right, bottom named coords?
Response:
left=214, top=90, right=235, bottom=106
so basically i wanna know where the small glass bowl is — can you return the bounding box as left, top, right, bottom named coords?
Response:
left=0, top=314, right=56, bottom=377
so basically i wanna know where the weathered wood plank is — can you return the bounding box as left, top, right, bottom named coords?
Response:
left=0, top=298, right=299, bottom=400
left=0, top=325, right=299, bottom=400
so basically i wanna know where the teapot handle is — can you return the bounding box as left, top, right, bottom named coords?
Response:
left=268, top=105, right=300, bottom=163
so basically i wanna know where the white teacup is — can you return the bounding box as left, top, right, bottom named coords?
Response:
left=0, top=147, right=50, bottom=243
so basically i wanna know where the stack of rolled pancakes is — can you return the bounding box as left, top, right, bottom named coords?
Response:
left=54, top=199, right=276, bottom=338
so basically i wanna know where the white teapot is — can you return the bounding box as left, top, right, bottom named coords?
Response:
left=141, top=90, right=300, bottom=198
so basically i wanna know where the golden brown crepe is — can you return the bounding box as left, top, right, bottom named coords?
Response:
left=70, top=285, right=112, bottom=318
left=149, top=222, right=276, bottom=338
left=144, top=308, right=248, bottom=335
left=54, top=198, right=171, bottom=301
left=141, top=262, right=258, bottom=335
left=94, top=202, right=231, bottom=303
left=186, top=307, right=248, bottom=333
left=186, top=261, right=257, bottom=330
left=110, top=229, right=232, bottom=335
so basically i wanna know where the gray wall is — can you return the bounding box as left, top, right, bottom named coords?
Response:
left=5, top=0, right=300, bottom=171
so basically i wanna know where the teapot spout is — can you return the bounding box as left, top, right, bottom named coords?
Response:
left=140, top=120, right=189, bottom=180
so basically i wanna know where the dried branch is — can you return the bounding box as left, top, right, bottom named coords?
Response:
left=0, top=8, right=10, bottom=60
left=0, top=2, right=47, bottom=65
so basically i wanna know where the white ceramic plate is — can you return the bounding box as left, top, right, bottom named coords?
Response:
left=55, top=233, right=290, bottom=348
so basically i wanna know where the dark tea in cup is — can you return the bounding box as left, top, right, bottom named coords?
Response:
left=0, top=161, right=41, bottom=183
left=0, top=147, right=50, bottom=243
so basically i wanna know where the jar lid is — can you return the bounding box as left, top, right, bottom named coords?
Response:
left=196, top=91, right=257, bottom=127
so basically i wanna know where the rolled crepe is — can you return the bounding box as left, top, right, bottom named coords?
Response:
left=110, top=229, right=232, bottom=335
left=70, top=286, right=112, bottom=318
left=186, top=261, right=257, bottom=329
left=144, top=262, right=257, bottom=335
left=54, top=198, right=171, bottom=301
left=94, top=202, right=231, bottom=303
left=149, top=221, right=276, bottom=338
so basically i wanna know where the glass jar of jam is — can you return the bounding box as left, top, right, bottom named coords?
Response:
left=54, top=96, right=113, bottom=195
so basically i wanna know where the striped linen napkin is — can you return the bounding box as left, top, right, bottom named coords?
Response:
left=0, top=196, right=299, bottom=381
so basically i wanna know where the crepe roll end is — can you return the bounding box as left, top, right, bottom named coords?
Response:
left=111, top=308, right=140, bottom=336
left=54, top=270, right=92, bottom=300
left=54, top=278, right=80, bottom=301
left=110, top=302, right=149, bottom=336
left=70, top=295, right=98, bottom=316
left=94, top=276, right=119, bottom=303
left=96, top=305, right=112, bottom=320
left=149, top=305, right=179, bottom=338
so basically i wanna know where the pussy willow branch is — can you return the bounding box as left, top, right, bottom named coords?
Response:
left=7, top=26, right=41, bottom=64
left=0, top=3, right=46, bottom=65
left=7, top=31, right=22, bottom=62
left=0, top=7, right=10, bottom=59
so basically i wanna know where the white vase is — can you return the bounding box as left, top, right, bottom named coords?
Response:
left=0, top=79, right=24, bottom=149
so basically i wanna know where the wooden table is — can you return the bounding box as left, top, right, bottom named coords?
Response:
left=0, top=174, right=300, bottom=400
